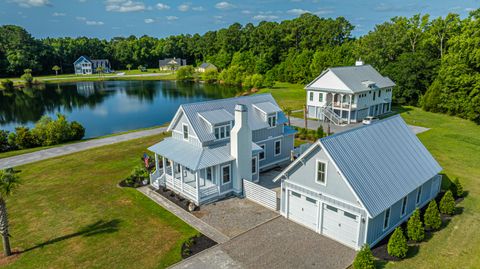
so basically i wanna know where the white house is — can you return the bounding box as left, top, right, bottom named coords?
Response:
left=73, top=56, right=111, bottom=75
left=274, top=115, right=442, bottom=250
left=196, top=63, right=218, bottom=73
left=305, top=61, right=395, bottom=125
left=148, top=94, right=296, bottom=206
left=159, top=57, right=187, bottom=71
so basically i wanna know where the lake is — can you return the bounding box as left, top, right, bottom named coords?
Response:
left=0, top=80, right=242, bottom=138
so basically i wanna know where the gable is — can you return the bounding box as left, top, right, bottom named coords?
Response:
left=74, top=56, right=91, bottom=65
left=306, top=70, right=352, bottom=93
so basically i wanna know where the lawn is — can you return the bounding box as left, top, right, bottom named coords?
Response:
left=383, top=107, right=480, bottom=268
left=1, top=133, right=198, bottom=268
left=257, top=82, right=305, bottom=111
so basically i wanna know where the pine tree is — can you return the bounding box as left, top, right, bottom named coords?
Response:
left=439, top=190, right=456, bottom=215
left=407, top=208, right=424, bottom=242
left=353, top=244, right=376, bottom=269
left=424, top=200, right=442, bottom=230
left=452, top=178, right=464, bottom=198
left=387, top=227, right=409, bottom=259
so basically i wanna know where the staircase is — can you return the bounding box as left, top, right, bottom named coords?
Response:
left=321, top=104, right=345, bottom=126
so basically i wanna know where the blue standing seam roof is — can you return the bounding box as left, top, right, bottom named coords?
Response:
left=320, top=115, right=442, bottom=217
left=198, top=109, right=234, bottom=126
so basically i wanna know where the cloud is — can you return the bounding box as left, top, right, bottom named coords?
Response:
left=465, top=7, right=475, bottom=12
left=156, top=3, right=170, bottom=10
left=76, top=16, right=87, bottom=21
left=144, top=18, right=155, bottom=23
left=314, top=8, right=333, bottom=15
left=11, top=0, right=51, bottom=8
left=287, top=8, right=310, bottom=15
left=215, top=1, right=235, bottom=10
left=78, top=0, right=86, bottom=2
left=52, top=12, right=66, bottom=16
left=178, top=4, right=189, bottom=11
left=241, top=10, right=251, bottom=14
left=192, top=6, right=204, bottom=11
left=374, top=3, right=425, bottom=13
left=166, top=16, right=178, bottom=21
left=105, top=0, right=146, bottom=12
left=86, top=20, right=104, bottom=25
left=253, top=14, right=279, bottom=20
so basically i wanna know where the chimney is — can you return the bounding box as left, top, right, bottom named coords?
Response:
left=230, top=104, right=252, bottom=194
left=355, top=59, right=364, bottom=66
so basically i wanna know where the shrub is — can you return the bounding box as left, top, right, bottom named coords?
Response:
left=424, top=200, right=442, bottom=230
left=69, top=121, right=85, bottom=141
left=316, top=126, right=324, bottom=139
left=31, top=114, right=85, bottom=146
left=353, top=244, right=375, bottom=269
left=451, top=178, right=464, bottom=198
left=202, top=69, right=218, bottom=83
left=407, top=208, right=424, bottom=242
left=439, top=190, right=456, bottom=215
left=21, top=69, right=33, bottom=85
left=0, top=130, right=9, bottom=152
left=1, top=79, right=14, bottom=91
left=251, top=74, right=264, bottom=88
left=14, top=126, right=36, bottom=149
left=387, top=227, right=409, bottom=259
left=176, top=66, right=195, bottom=81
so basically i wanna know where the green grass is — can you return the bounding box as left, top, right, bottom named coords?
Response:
left=1, top=133, right=198, bottom=268
left=382, top=107, right=480, bottom=268
left=257, top=82, right=305, bottom=111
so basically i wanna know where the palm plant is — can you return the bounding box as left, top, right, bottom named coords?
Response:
left=282, top=106, right=293, bottom=126
left=52, top=65, right=61, bottom=76
left=126, top=64, right=132, bottom=71
left=0, top=168, right=20, bottom=256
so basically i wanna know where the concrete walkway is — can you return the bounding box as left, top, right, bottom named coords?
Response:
left=0, top=127, right=168, bottom=169
left=138, top=186, right=230, bottom=244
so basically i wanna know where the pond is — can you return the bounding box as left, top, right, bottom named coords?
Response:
left=0, top=80, right=242, bottom=138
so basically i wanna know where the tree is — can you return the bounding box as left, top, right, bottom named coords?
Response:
left=96, top=66, right=105, bottom=77
left=0, top=168, right=21, bottom=256
left=316, top=126, right=325, bottom=139
left=353, top=244, right=375, bottom=269
left=452, top=178, right=464, bottom=198
left=126, top=64, right=132, bottom=71
left=176, top=66, right=195, bottom=81
left=0, top=131, right=9, bottom=152
left=0, top=80, right=14, bottom=91
left=14, top=126, right=36, bottom=149
left=52, top=65, right=60, bottom=76
left=21, top=69, right=33, bottom=85
left=282, top=106, right=292, bottom=126
left=202, top=68, right=218, bottom=83
left=426, top=14, right=460, bottom=59
left=439, top=190, right=456, bottom=215
left=424, top=200, right=442, bottom=230
left=407, top=208, right=425, bottom=242
left=387, top=227, right=409, bottom=259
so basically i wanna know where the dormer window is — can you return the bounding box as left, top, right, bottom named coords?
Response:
left=268, top=115, right=277, bottom=127
left=214, top=124, right=230, bottom=140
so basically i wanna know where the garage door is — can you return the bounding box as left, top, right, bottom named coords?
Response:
left=322, top=204, right=359, bottom=248
left=288, top=191, right=318, bottom=231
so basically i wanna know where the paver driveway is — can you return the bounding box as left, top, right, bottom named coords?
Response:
left=172, top=217, right=356, bottom=269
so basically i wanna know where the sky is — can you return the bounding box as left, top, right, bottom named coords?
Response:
left=0, top=0, right=478, bottom=39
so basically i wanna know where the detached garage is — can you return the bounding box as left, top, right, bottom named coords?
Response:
left=275, top=116, right=443, bottom=250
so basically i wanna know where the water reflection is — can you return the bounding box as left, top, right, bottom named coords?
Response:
left=0, top=80, right=242, bottom=138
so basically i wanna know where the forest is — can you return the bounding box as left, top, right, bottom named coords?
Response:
left=0, top=10, right=479, bottom=123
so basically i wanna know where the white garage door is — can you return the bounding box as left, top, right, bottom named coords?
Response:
left=288, top=191, right=318, bottom=231
left=322, top=204, right=359, bottom=248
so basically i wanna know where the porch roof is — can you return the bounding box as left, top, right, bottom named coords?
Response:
left=148, top=138, right=262, bottom=171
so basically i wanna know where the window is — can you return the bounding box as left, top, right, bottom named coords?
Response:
left=416, top=186, right=422, bottom=204
left=259, top=144, right=265, bottom=161
left=383, top=208, right=391, bottom=230
left=326, top=205, right=337, bottom=212
left=373, top=92, right=376, bottom=101
left=214, top=124, right=231, bottom=140
left=221, top=165, right=231, bottom=184
left=318, top=93, right=323, bottom=102
left=268, top=115, right=277, bottom=127
left=378, top=90, right=381, bottom=97
left=206, top=167, right=212, bottom=181
left=274, top=140, right=281, bottom=156
left=252, top=157, right=257, bottom=174
left=306, top=197, right=316, bottom=204
left=401, top=196, right=408, bottom=216
left=344, top=211, right=357, bottom=220
left=309, top=92, right=314, bottom=101
left=182, top=124, right=189, bottom=140
left=225, top=125, right=230, bottom=137
left=316, top=161, right=326, bottom=184
left=291, top=191, right=301, bottom=198
left=215, top=128, right=220, bottom=139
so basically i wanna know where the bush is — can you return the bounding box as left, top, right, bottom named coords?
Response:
left=316, top=126, right=324, bottom=139
left=387, top=227, right=408, bottom=259
left=424, top=200, right=442, bottom=230
left=451, top=178, right=464, bottom=198
left=0, top=130, right=9, bottom=152
left=202, top=69, right=218, bottom=83
left=69, top=121, right=85, bottom=141
left=439, top=190, right=456, bottom=215
left=251, top=74, right=264, bottom=88
left=14, top=126, right=37, bottom=149
left=1, top=79, right=14, bottom=91
left=176, top=66, right=195, bottom=81
left=21, top=69, right=33, bottom=85
left=353, top=244, right=375, bottom=269
left=407, top=208, right=424, bottom=242
left=125, top=165, right=149, bottom=187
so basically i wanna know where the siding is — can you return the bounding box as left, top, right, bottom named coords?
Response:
left=258, top=134, right=294, bottom=169
left=284, top=145, right=360, bottom=205
left=171, top=112, right=202, bottom=147
left=252, top=125, right=283, bottom=141
left=366, top=175, right=439, bottom=246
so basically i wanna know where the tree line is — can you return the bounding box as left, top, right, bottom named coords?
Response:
left=0, top=10, right=479, bottom=123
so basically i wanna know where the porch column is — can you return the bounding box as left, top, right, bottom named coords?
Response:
left=348, top=94, right=352, bottom=124
left=154, top=153, right=159, bottom=171
left=162, top=157, right=167, bottom=175
left=180, top=165, right=184, bottom=192
left=195, top=171, right=200, bottom=203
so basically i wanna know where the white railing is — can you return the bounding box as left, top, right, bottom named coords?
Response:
left=321, top=104, right=344, bottom=126
left=243, top=179, right=278, bottom=211
left=164, top=174, right=199, bottom=204
left=200, top=185, right=219, bottom=198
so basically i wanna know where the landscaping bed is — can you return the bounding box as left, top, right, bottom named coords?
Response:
left=181, top=234, right=217, bottom=259
left=154, top=186, right=197, bottom=212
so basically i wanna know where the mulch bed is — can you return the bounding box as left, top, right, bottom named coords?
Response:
left=181, top=234, right=217, bottom=259
left=118, top=179, right=149, bottom=188
left=371, top=235, right=402, bottom=262
left=153, top=186, right=197, bottom=211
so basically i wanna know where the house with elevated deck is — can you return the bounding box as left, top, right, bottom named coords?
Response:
left=148, top=94, right=296, bottom=206
left=274, top=115, right=442, bottom=250
left=305, top=60, right=395, bottom=125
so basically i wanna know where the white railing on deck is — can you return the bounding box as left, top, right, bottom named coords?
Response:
left=321, top=103, right=344, bottom=126
left=200, top=185, right=218, bottom=198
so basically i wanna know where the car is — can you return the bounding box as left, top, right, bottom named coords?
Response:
left=362, top=116, right=379, bottom=125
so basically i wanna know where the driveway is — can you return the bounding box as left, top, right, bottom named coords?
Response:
left=172, top=217, right=356, bottom=269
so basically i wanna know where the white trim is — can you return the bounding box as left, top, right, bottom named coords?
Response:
left=220, top=164, right=231, bottom=185
left=252, top=156, right=258, bottom=175
left=267, top=113, right=278, bottom=128
left=273, top=140, right=320, bottom=182
left=315, top=159, right=327, bottom=186
left=259, top=156, right=290, bottom=170
left=258, top=144, right=266, bottom=161
left=274, top=139, right=282, bottom=157
left=383, top=207, right=391, bottom=231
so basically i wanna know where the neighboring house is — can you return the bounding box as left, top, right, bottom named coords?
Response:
left=159, top=57, right=187, bottom=71
left=305, top=60, right=395, bottom=125
left=196, top=62, right=218, bottom=73
left=73, top=56, right=111, bottom=75
left=274, top=115, right=442, bottom=250
left=148, top=94, right=296, bottom=206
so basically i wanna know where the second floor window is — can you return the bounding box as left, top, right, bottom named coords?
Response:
left=401, top=196, right=407, bottom=216
left=214, top=124, right=230, bottom=140
left=384, top=208, right=390, bottom=230
left=183, top=124, right=189, bottom=140
left=416, top=186, right=422, bottom=204
left=319, top=93, right=323, bottom=102
left=373, top=92, right=376, bottom=101
left=274, top=140, right=281, bottom=156
left=309, top=92, right=314, bottom=101
left=316, top=161, right=326, bottom=184
left=268, top=115, right=277, bottom=127
left=378, top=90, right=381, bottom=97
left=259, top=145, right=265, bottom=160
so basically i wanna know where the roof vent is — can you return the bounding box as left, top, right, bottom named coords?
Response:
left=355, top=59, right=364, bottom=66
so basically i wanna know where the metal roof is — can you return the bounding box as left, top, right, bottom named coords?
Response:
left=199, top=63, right=217, bottom=69
left=320, top=115, right=442, bottom=217
left=305, top=64, right=396, bottom=93
left=148, top=138, right=262, bottom=171
left=198, top=109, right=234, bottom=126
left=179, top=94, right=287, bottom=143
left=253, top=102, right=282, bottom=114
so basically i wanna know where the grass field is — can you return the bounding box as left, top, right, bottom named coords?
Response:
left=257, top=82, right=305, bottom=111
left=1, top=133, right=198, bottom=268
